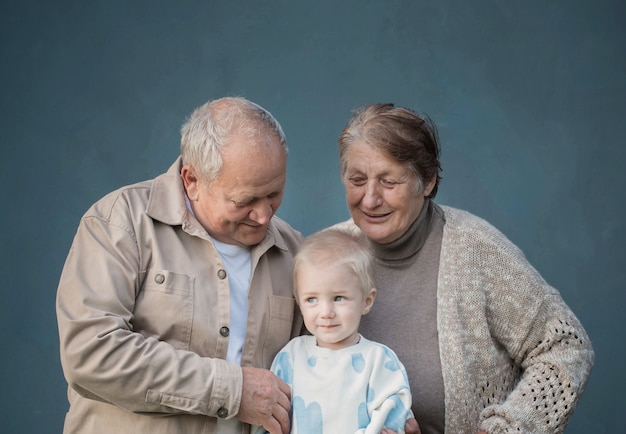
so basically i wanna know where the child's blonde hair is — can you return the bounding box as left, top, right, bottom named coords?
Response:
left=293, top=227, right=375, bottom=298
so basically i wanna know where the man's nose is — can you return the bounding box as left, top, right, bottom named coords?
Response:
left=249, top=200, right=273, bottom=224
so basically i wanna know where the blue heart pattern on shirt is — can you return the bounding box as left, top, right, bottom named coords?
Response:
left=272, top=344, right=410, bottom=433
left=293, top=396, right=323, bottom=434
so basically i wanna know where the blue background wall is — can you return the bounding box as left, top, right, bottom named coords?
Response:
left=1, top=1, right=624, bottom=432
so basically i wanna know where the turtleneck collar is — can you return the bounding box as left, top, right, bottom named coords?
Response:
left=369, top=199, right=435, bottom=261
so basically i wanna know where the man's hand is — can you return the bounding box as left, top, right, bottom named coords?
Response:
left=380, top=417, right=421, bottom=434
left=237, top=367, right=291, bottom=434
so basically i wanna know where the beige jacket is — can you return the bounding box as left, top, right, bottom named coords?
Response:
left=56, top=157, right=303, bottom=434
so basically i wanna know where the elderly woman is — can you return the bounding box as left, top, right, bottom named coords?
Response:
left=334, top=103, right=594, bottom=434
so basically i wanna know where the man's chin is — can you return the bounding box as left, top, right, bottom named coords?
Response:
left=237, top=228, right=267, bottom=246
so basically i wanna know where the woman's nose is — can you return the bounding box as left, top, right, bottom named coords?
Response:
left=362, top=180, right=382, bottom=208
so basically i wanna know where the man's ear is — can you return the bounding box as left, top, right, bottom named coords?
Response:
left=181, top=165, right=200, bottom=200
left=362, top=287, right=377, bottom=315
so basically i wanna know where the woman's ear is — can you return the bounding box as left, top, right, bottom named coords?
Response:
left=423, top=175, right=437, bottom=197
left=362, top=287, right=377, bottom=315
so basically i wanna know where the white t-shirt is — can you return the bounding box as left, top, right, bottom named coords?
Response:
left=185, top=193, right=252, bottom=434
left=211, top=237, right=252, bottom=364
left=211, top=237, right=251, bottom=434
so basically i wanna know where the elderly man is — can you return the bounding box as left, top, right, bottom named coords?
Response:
left=56, top=97, right=303, bottom=434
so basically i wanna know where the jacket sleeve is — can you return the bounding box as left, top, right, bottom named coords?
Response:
left=56, top=212, right=242, bottom=418
left=476, top=226, right=595, bottom=433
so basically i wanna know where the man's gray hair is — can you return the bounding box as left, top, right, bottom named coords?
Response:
left=180, top=96, right=287, bottom=183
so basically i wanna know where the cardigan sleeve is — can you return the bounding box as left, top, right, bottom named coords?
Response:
left=442, top=208, right=594, bottom=433
left=480, top=282, right=594, bottom=433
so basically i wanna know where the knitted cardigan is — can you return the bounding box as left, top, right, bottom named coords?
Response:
left=436, top=206, right=595, bottom=433
left=338, top=205, right=594, bottom=433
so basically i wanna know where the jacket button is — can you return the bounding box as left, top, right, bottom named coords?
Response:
left=217, top=269, right=227, bottom=280
left=220, top=326, right=230, bottom=337
left=154, top=274, right=165, bottom=284
left=217, top=407, right=228, bottom=418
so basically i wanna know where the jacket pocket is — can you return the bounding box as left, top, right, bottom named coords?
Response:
left=264, top=295, right=295, bottom=364
left=134, top=269, right=194, bottom=350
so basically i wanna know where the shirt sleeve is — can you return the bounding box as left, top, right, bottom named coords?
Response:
left=56, top=212, right=243, bottom=418
left=362, top=345, right=414, bottom=434
left=250, top=345, right=295, bottom=434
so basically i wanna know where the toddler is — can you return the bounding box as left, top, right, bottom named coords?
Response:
left=255, top=228, right=413, bottom=434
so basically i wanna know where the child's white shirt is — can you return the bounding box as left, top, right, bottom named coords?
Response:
left=254, top=334, right=413, bottom=434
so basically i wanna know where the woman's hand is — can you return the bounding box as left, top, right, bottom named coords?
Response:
left=380, top=417, right=421, bottom=434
